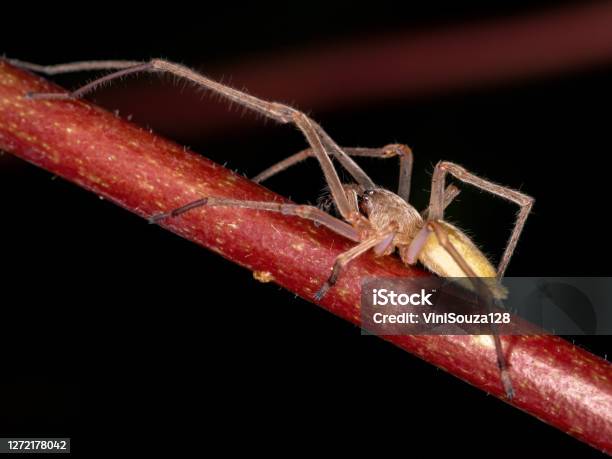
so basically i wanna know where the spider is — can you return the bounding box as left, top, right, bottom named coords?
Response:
left=11, top=58, right=534, bottom=399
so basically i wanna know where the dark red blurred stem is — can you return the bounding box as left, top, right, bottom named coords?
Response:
left=96, top=2, right=612, bottom=139
left=1, top=62, right=611, bottom=453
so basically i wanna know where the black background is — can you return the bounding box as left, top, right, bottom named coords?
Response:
left=1, top=2, right=610, bottom=456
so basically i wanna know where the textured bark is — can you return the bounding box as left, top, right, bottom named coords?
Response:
left=0, top=61, right=610, bottom=453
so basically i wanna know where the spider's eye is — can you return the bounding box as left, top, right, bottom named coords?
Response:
left=360, top=189, right=375, bottom=203
left=358, top=190, right=375, bottom=214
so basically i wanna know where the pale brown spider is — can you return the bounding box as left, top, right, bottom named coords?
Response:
left=12, top=58, right=534, bottom=399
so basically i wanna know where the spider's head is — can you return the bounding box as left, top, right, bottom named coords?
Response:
left=353, top=186, right=423, bottom=235
left=356, top=187, right=404, bottom=219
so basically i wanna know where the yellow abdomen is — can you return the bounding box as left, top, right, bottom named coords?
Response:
left=418, top=221, right=507, bottom=299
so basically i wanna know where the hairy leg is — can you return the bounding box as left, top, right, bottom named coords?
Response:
left=148, top=195, right=392, bottom=301
left=149, top=197, right=360, bottom=242
left=18, top=58, right=378, bottom=223
left=428, top=221, right=514, bottom=399
left=314, top=228, right=398, bottom=301
left=428, top=161, right=534, bottom=277
left=420, top=184, right=460, bottom=219
left=7, top=58, right=140, bottom=74
left=253, top=143, right=414, bottom=201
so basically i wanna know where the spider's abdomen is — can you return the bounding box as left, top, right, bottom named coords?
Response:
left=418, top=221, right=507, bottom=299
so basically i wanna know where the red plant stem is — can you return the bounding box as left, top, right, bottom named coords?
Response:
left=0, top=61, right=611, bottom=453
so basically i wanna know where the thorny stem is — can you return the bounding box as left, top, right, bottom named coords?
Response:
left=0, top=61, right=611, bottom=454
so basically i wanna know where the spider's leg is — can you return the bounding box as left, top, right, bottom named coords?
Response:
left=253, top=144, right=414, bottom=201
left=149, top=196, right=389, bottom=301
left=428, top=161, right=534, bottom=278
left=149, top=197, right=360, bottom=242
left=421, top=185, right=461, bottom=219
left=314, top=228, right=397, bottom=301
left=7, top=58, right=141, bottom=75
left=19, top=58, right=378, bottom=224
left=428, top=221, right=514, bottom=400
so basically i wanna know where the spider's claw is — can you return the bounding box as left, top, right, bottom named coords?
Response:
left=148, top=212, right=171, bottom=224
left=501, top=370, right=515, bottom=400
left=314, top=283, right=331, bottom=301
left=25, top=91, right=73, bottom=100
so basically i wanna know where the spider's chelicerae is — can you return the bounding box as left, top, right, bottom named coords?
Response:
left=12, top=58, right=534, bottom=399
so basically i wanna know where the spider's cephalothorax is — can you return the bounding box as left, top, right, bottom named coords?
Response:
left=357, top=187, right=423, bottom=243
